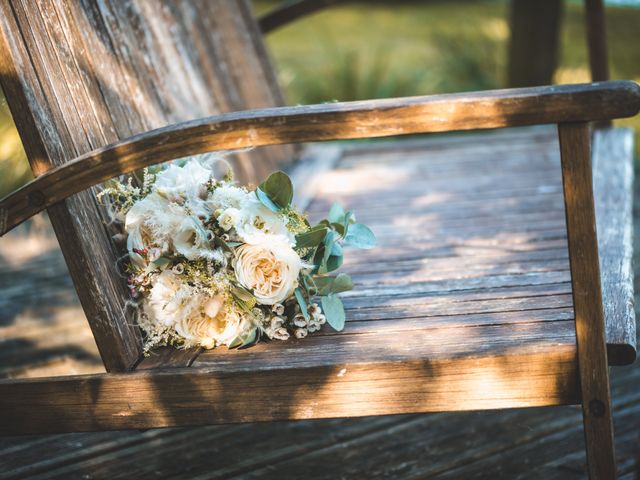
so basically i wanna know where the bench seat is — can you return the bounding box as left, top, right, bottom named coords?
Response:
left=1, top=126, right=635, bottom=435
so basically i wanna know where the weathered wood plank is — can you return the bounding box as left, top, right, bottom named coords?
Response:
left=558, top=122, right=616, bottom=479
left=0, top=0, right=294, bottom=371
left=593, top=128, right=636, bottom=366
left=2, top=81, right=640, bottom=234
left=0, top=322, right=580, bottom=435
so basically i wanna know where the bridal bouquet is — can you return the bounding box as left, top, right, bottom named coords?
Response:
left=99, top=158, right=376, bottom=352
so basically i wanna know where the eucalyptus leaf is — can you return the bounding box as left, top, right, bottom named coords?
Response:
left=328, top=202, right=346, bottom=224
left=213, top=234, right=233, bottom=254
left=258, top=171, right=293, bottom=209
left=313, top=273, right=353, bottom=295
left=239, top=328, right=258, bottom=348
left=294, top=287, right=310, bottom=320
left=326, top=254, right=343, bottom=272
left=344, top=223, right=377, bottom=249
left=151, top=257, right=171, bottom=269
left=229, top=328, right=258, bottom=349
left=255, top=187, right=280, bottom=213
left=318, top=230, right=336, bottom=274
left=295, top=226, right=328, bottom=249
left=321, top=294, right=346, bottom=331
left=330, top=222, right=345, bottom=236
left=231, top=286, right=256, bottom=312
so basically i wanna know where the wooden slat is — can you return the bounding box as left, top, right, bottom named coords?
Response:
left=2, top=81, right=640, bottom=235
left=0, top=325, right=580, bottom=435
left=0, top=0, right=293, bottom=371
left=558, top=122, right=616, bottom=479
left=593, top=128, right=636, bottom=366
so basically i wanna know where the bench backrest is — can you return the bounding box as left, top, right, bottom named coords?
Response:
left=0, top=0, right=294, bottom=371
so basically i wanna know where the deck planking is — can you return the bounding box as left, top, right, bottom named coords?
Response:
left=0, top=130, right=638, bottom=477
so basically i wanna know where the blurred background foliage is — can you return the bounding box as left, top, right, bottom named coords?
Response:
left=1, top=0, right=639, bottom=198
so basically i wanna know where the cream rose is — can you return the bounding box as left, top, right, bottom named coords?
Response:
left=233, top=240, right=302, bottom=305
left=174, top=295, right=250, bottom=348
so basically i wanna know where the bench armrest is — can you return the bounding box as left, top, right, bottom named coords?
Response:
left=1, top=80, right=639, bottom=235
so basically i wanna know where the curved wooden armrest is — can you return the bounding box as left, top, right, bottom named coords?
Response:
left=1, top=81, right=639, bottom=235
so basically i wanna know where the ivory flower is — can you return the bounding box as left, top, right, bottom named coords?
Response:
left=174, top=295, right=251, bottom=348
left=234, top=197, right=294, bottom=245
left=172, top=216, right=212, bottom=260
left=218, top=208, right=240, bottom=231
left=145, top=270, right=186, bottom=328
left=154, top=161, right=212, bottom=201
left=207, top=184, right=248, bottom=211
left=233, top=239, right=302, bottom=305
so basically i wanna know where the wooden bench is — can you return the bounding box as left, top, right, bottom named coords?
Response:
left=0, top=2, right=637, bottom=479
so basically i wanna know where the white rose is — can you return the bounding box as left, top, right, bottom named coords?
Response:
left=174, top=295, right=252, bottom=348
left=145, top=270, right=186, bottom=328
left=171, top=216, right=213, bottom=260
left=218, top=208, right=240, bottom=231
left=234, top=197, right=294, bottom=246
left=207, top=184, right=249, bottom=211
left=233, top=239, right=302, bottom=305
left=154, top=161, right=212, bottom=200
left=154, top=161, right=213, bottom=218
left=125, top=193, right=186, bottom=253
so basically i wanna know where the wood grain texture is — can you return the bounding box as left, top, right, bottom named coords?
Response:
left=593, top=128, right=636, bottom=365
left=2, top=81, right=640, bottom=235
left=558, top=122, right=616, bottom=480
left=0, top=0, right=293, bottom=371
left=2, top=132, right=640, bottom=477
left=0, top=337, right=580, bottom=435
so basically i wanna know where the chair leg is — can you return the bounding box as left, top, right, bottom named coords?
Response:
left=558, top=122, right=617, bottom=479
left=582, top=390, right=617, bottom=480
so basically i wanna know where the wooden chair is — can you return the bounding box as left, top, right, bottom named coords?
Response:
left=0, top=2, right=637, bottom=479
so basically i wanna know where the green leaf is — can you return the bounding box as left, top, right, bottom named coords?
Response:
left=258, top=171, right=293, bottom=210
left=326, top=254, right=343, bottom=272
left=231, top=286, right=256, bottom=312
left=151, top=257, right=171, bottom=269
left=213, top=234, right=233, bottom=254
left=343, top=211, right=354, bottom=236
left=313, top=273, right=353, bottom=295
left=330, top=222, right=345, bottom=236
left=321, top=294, right=346, bottom=331
left=344, top=223, right=377, bottom=249
left=295, top=226, right=328, bottom=249
left=294, top=287, right=310, bottom=320
left=318, top=230, right=336, bottom=274
left=255, top=188, right=280, bottom=213
left=229, top=327, right=258, bottom=349
left=328, top=202, right=345, bottom=223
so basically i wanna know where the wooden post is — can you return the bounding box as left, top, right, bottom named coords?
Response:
left=584, top=0, right=611, bottom=128
left=585, top=0, right=610, bottom=82
left=558, top=122, right=616, bottom=480
left=508, top=0, right=564, bottom=87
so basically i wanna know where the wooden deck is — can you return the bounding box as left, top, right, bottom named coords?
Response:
left=1, top=131, right=638, bottom=478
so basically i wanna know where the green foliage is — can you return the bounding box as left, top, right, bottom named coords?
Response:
left=321, top=294, right=346, bottom=331
left=295, top=225, right=328, bottom=248
left=231, top=285, right=257, bottom=313
left=294, top=287, right=310, bottom=320
left=256, top=171, right=293, bottom=212
left=312, top=273, right=353, bottom=296
left=344, top=223, right=377, bottom=249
